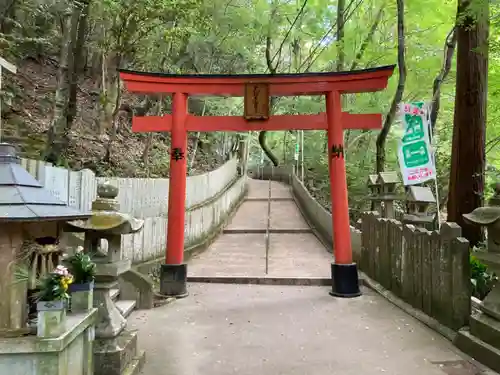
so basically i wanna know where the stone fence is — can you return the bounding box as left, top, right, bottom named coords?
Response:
left=21, top=157, right=247, bottom=263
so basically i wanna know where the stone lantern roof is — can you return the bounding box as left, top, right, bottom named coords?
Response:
left=367, top=174, right=379, bottom=187
left=0, top=143, right=90, bottom=222
left=406, top=186, right=436, bottom=204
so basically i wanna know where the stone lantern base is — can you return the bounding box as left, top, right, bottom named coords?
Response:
left=94, top=331, right=145, bottom=375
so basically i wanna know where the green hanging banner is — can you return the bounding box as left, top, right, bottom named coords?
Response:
left=397, top=102, right=436, bottom=185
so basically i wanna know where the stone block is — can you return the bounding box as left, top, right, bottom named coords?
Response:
left=469, top=310, right=500, bottom=349
left=0, top=309, right=97, bottom=375
left=454, top=328, right=500, bottom=374
left=94, top=330, right=139, bottom=375
left=95, top=259, right=131, bottom=278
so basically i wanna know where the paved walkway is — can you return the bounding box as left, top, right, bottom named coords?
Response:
left=131, top=284, right=490, bottom=375
left=130, top=179, right=495, bottom=375
left=188, top=179, right=332, bottom=278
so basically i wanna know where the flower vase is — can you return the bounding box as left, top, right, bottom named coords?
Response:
left=69, top=281, right=94, bottom=312
left=37, top=300, right=66, bottom=338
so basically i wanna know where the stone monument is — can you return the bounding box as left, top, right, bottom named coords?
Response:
left=64, top=181, right=145, bottom=375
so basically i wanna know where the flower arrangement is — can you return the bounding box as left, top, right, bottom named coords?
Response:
left=36, top=265, right=74, bottom=302
left=65, top=251, right=96, bottom=285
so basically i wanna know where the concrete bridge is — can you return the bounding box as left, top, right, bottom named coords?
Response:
left=128, top=178, right=494, bottom=375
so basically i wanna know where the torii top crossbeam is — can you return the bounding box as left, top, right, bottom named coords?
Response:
left=119, top=65, right=394, bottom=96
left=119, top=64, right=395, bottom=299
left=119, top=65, right=395, bottom=133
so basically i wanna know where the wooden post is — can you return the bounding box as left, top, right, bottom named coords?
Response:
left=326, top=91, right=360, bottom=298
left=0, top=56, right=17, bottom=142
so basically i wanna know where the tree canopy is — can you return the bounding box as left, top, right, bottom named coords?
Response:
left=1, top=0, right=498, bottom=238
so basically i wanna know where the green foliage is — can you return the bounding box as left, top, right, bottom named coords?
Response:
left=36, top=266, right=74, bottom=302
left=3, top=0, right=500, bottom=192
left=470, top=253, right=497, bottom=300
left=65, top=252, right=96, bottom=284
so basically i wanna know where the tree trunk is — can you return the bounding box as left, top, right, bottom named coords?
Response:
left=375, top=0, right=407, bottom=173
left=430, top=27, right=457, bottom=134
left=336, top=0, right=345, bottom=72
left=446, top=0, right=488, bottom=246
left=44, top=8, right=74, bottom=164
left=350, top=5, right=385, bottom=71
left=67, top=0, right=91, bottom=127
left=142, top=98, right=160, bottom=167
left=258, top=3, right=279, bottom=166
left=100, top=51, right=122, bottom=132
left=0, top=0, right=16, bottom=34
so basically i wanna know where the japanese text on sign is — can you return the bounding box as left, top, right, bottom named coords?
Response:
left=397, top=102, right=436, bottom=186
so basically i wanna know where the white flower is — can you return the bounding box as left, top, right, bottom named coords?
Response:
left=54, top=265, right=69, bottom=276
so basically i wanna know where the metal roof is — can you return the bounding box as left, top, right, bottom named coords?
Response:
left=0, top=143, right=91, bottom=222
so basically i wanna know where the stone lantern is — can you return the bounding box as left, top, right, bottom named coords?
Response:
left=376, top=171, right=400, bottom=219
left=367, top=174, right=382, bottom=213
left=456, top=182, right=500, bottom=371
left=403, top=186, right=436, bottom=229
left=64, top=182, right=145, bottom=375
left=0, top=143, right=96, bottom=375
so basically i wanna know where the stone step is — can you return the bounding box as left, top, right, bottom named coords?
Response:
left=223, top=228, right=312, bottom=234
left=116, top=300, right=136, bottom=318
left=470, top=310, right=500, bottom=349
left=110, top=288, right=120, bottom=301
left=454, top=328, right=500, bottom=373
left=122, top=350, right=146, bottom=375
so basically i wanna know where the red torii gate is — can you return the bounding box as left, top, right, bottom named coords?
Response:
left=119, top=65, right=395, bottom=298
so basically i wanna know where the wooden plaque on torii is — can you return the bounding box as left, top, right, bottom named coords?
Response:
left=244, top=82, right=270, bottom=121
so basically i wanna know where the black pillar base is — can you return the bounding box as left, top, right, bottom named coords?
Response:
left=159, top=264, right=188, bottom=298
left=329, top=262, right=362, bottom=298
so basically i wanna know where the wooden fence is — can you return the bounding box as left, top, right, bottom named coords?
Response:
left=360, top=212, right=471, bottom=330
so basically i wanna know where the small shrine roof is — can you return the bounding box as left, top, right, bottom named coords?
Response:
left=0, top=143, right=91, bottom=222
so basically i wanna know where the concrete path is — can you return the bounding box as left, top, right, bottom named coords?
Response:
left=131, top=179, right=495, bottom=375
left=130, top=283, right=490, bottom=375
left=188, top=179, right=332, bottom=278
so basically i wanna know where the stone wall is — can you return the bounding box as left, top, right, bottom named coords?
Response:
left=22, top=157, right=246, bottom=264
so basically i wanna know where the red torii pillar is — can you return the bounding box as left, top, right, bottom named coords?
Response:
left=119, top=66, right=395, bottom=298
